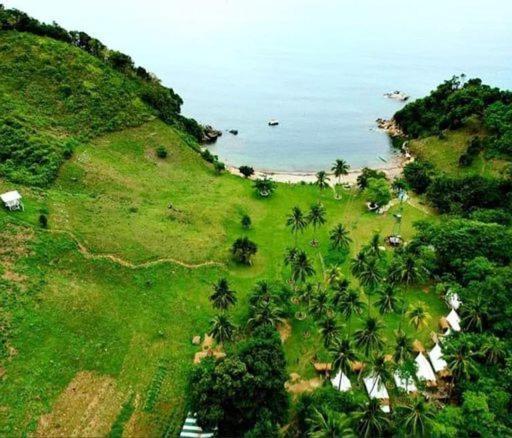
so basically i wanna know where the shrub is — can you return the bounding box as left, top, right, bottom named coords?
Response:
left=39, top=214, right=48, bottom=228
left=239, top=165, right=255, bottom=178
left=214, top=161, right=226, bottom=174
left=241, top=214, right=252, bottom=229
left=356, top=167, right=386, bottom=189
left=365, top=178, right=391, bottom=206
left=155, top=146, right=167, bottom=159
left=403, top=160, right=435, bottom=194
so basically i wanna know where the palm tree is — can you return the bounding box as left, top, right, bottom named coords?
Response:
left=397, top=397, right=435, bottom=437
left=325, top=265, right=343, bottom=287
left=481, top=335, right=505, bottom=365
left=329, top=337, right=358, bottom=388
left=247, top=301, right=284, bottom=329
left=364, top=233, right=383, bottom=259
left=375, top=284, right=401, bottom=315
left=286, top=206, right=308, bottom=246
left=354, top=317, right=385, bottom=357
left=331, top=159, right=350, bottom=189
left=231, top=237, right=258, bottom=265
left=355, top=255, right=383, bottom=291
left=299, top=282, right=315, bottom=307
left=309, top=287, right=331, bottom=319
left=291, top=250, right=316, bottom=283
left=393, top=330, right=414, bottom=364
left=407, top=303, right=431, bottom=331
left=355, top=399, right=390, bottom=438
left=253, top=176, right=276, bottom=197
left=331, top=277, right=349, bottom=308
left=329, top=224, right=352, bottom=251
left=462, top=295, right=485, bottom=332
left=210, top=278, right=237, bottom=310
left=445, top=342, right=477, bottom=384
left=350, top=250, right=367, bottom=279
left=388, top=253, right=428, bottom=285
left=366, top=353, right=393, bottom=388
left=307, top=408, right=355, bottom=438
left=249, top=280, right=272, bottom=307
left=338, top=288, right=366, bottom=335
left=209, top=314, right=236, bottom=344
left=307, top=202, right=327, bottom=245
left=284, top=247, right=299, bottom=272
left=315, top=171, right=330, bottom=190
left=318, top=316, right=340, bottom=347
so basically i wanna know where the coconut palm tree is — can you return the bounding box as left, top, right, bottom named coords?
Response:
left=284, top=247, right=299, bottom=273
left=388, top=253, right=428, bottom=285
left=307, top=408, right=355, bottom=438
left=307, top=202, right=327, bottom=245
left=249, top=280, right=272, bottom=307
left=325, top=265, right=343, bottom=287
left=253, top=176, right=276, bottom=197
left=462, top=295, right=485, bottom=332
left=331, top=159, right=350, bottom=190
left=364, top=233, right=383, bottom=259
left=291, top=250, right=316, bottom=283
left=329, top=223, right=352, bottom=251
left=318, top=316, right=341, bottom=347
left=355, top=255, right=383, bottom=291
left=445, top=342, right=477, bottom=384
left=338, top=288, right=366, bottom=335
left=393, top=329, right=414, bottom=364
left=286, top=206, right=308, bottom=246
left=299, top=282, right=315, bottom=307
left=329, top=337, right=358, bottom=388
left=247, top=301, right=284, bottom=329
left=350, top=250, right=367, bottom=279
left=309, top=287, right=331, bottom=319
left=354, top=317, right=385, bottom=357
left=355, top=399, right=390, bottom=438
left=407, top=303, right=431, bottom=330
left=481, top=335, right=505, bottom=365
left=365, top=353, right=393, bottom=393
left=375, top=284, right=401, bottom=315
left=397, top=397, right=435, bottom=437
left=331, top=277, right=350, bottom=308
left=315, top=171, right=330, bottom=190
left=210, top=278, right=237, bottom=311
left=209, top=314, right=237, bottom=344
left=231, top=237, right=258, bottom=265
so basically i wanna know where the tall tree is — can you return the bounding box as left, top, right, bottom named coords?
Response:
left=365, top=353, right=393, bottom=391
left=247, top=301, right=284, bottom=330
left=209, top=314, right=237, bottom=344
left=331, top=159, right=350, bottom=187
left=309, top=287, right=331, bottom=319
left=397, top=397, right=435, bottom=437
left=329, top=223, right=352, bottom=251
left=315, top=171, right=330, bottom=190
left=407, top=303, right=431, bottom=330
left=393, top=330, right=414, bottom=364
left=375, top=284, right=401, bottom=315
left=286, top=206, right=308, bottom=246
left=329, top=337, right=358, bottom=389
left=231, top=237, right=258, bottom=265
left=291, top=250, right=316, bottom=283
left=307, top=408, right=355, bottom=438
left=354, top=317, right=385, bottom=357
left=318, top=316, right=340, bottom=347
left=307, top=202, right=327, bottom=245
left=338, top=288, right=366, bottom=335
left=355, top=398, right=390, bottom=438
left=210, top=278, right=237, bottom=310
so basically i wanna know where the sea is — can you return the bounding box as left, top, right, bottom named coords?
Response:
left=8, top=0, right=512, bottom=171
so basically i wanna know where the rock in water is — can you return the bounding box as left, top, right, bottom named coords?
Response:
left=228, top=129, right=238, bottom=135
left=201, top=125, right=222, bottom=143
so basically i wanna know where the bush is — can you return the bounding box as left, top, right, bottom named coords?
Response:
left=239, top=165, right=255, bottom=178
left=365, top=178, right=391, bottom=206
left=403, top=160, right=435, bottom=194
left=214, top=161, right=226, bottom=174
left=39, top=214, right=48, bottom=228
left=155, top=146, right=167, bottom=159
left=241, top=214, right=252, bottom=229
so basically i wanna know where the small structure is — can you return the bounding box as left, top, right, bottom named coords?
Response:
left=331, top=370, right=351, bottom=392
left=387, top=235, right=403, bottom=247
left=180, top=412, right=215, bottom=438
left=428, top=343, right=448, bottom=374
left=393, top=371, right=417, bottom=393
left=412, top=339, right=425, bottom=353
left=268, top=119, right=279, bottom=126
left=446, top=291, right=462, bottom=310
left=363, top=375, right=390, bottom=413
left=439, top=317, right=450, bottom=332
left=415, top=353, right=437, bottom=386
left=313, top=362, right=332, bottom=374
left=366, top=202, right=379, bottom=212
left=446, top=309, right=461, bottom=332
left=1, top=190, right=23, bottom=211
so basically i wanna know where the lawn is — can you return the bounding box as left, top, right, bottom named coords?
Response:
left=0, top=120, right=445, bottom=436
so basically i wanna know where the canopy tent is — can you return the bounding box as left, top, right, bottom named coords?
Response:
left=331, top=371, right=351, bottom=392
left=428, top=343, right=448, bottom=373
left=363, top=375, right=390, bottom=413
left=0, top=190, right=23, bottom=211
left=446, top=309, right=461, bottom=332
left=446, top=291, right=462, bottom=310
left=415, top=352, right=437, bottom=383
left=393, top=371, right=417, bottom=393
left=180, top=413, right=215, bottom=438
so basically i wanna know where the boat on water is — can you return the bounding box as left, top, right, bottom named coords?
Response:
left=384, top=91, right=409, bottom=101
left=268, top=119, right=279, bottom=126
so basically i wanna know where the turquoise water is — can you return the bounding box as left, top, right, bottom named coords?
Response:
left=9, top=0, right=512, bottom=171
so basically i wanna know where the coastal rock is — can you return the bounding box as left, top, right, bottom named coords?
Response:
left=228, top=129, right=238, bottom=135
left=201, top=125, right=222, bottom=143
left=376, top=118, right=404, bottom=137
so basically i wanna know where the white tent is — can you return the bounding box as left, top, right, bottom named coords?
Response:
left=0, top=190, right=22, bottom=211
left=428, top=343, right=448, bottom=373
left=415, top=353, right=437, bottom=383
left=180, top=413, right=215, bottom=438
left=446, top=309, right=461, bottom=332
left=446, top=291, right=462, bottom=310
left=363, top=375, right=390, bottom=413
left=331, top=371, right=351, bottom=392
left=393, top=371, right=417, bottom=393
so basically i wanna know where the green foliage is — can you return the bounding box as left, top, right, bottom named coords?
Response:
left=38, top=213, right=48, bottom=228
left=403, top=160, right=435, bottom=194
left=231, top=237, right=258, bottom=265
left=241, top=214, right=252, bottom=229
left=156, top=146, right=168, bottom=158
left=108, top=394, right=135, bottom=438
left=144, top=360, right=168, bottom=412
left=364, top=178, right=391, bottom=206
left=356, top=167, right=387, bottom=189
left=239, top=165, right=255, bottom=178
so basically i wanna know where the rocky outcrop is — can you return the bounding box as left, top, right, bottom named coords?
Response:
left=376, top=118, right=404, bottom=137
left=384, top=90, right=409, bottom=101
left=201, top=125, right=222, bottom=143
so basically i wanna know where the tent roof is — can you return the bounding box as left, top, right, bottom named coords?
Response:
left=446, top=309, right=461, bottom=332
left=0, top=190, right=21, bottom=203
left=363, top=375, right=389, bottom=400
left=428, top=343, right=448, bottom=373
left=393, top=371, right=417, bottom=393
left=331, top=371, right=351, bottom=392
left=180, top=413, right=215, bottom=438
left=415, top=352, right=437, bottom=382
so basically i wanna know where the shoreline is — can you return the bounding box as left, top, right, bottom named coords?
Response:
left=227, top=149, right=412, bottom=186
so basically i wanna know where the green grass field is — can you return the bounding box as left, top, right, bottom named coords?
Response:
left=0, top=120, right=445, bottom=436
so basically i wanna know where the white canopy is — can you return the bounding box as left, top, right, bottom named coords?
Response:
left=446, top=291, right=462, bottom=310
left=180, top=413, right=215, bottom=438
left=428, top=343, right=448, bottom=373
left=331, top=371, right=351, bottom=392
left=446, top=309, right=461, bottom=332
left=1, top=190, right=22, bottom=209
left=363, top=375, right=390, bottom=412
left=393, top=371, right=417, bottom=393
left=415, top=353, right=437, bottom=383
